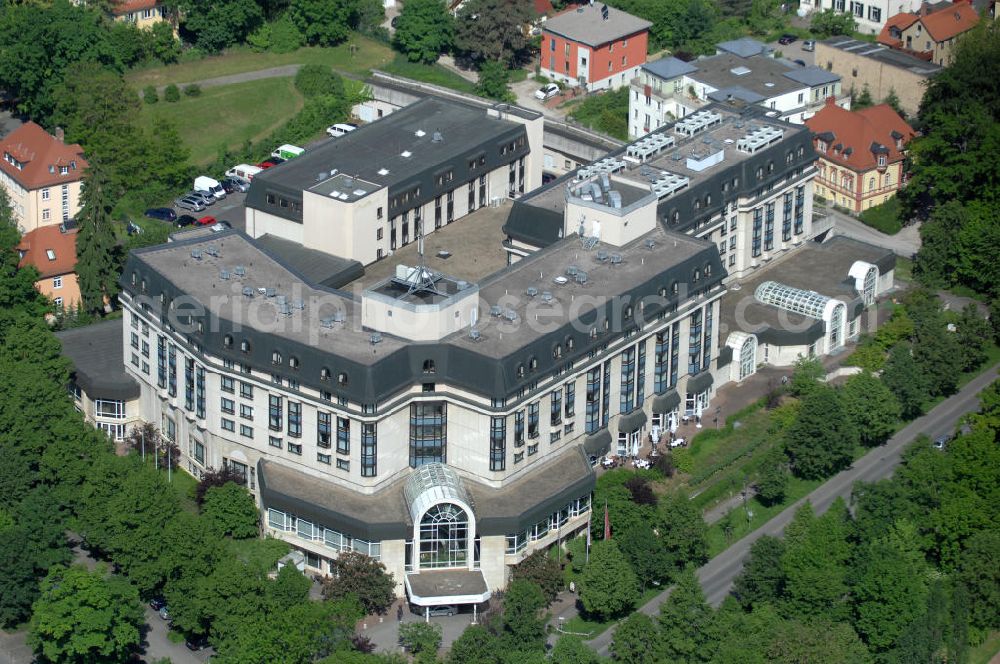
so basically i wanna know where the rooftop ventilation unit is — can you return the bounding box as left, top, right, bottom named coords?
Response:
left=205, top=246, right=220, bottom=257
left=275, top=295, right=287, bottom=306
left=242, top=287, right=254, bottom=297
left=370, top=332, right=383, bottom=344
left=650, top=171, right=691, bottom=198
left=234, top=265, right=246, bottom=277
left=674, top=110, right=723, bottom=137
left=219, top=270, right=231, bottom=280
left=541, top=291, right=554, bottom=303
left=596, top=250, right=609, bottom=262
left=575, top=271, right=589, bottom=284
left=502, top=309, right=518, bottom=322
left=469, top=327, right=482, bottom=341
left=320, top=316, right=336, bottom=329
left=609, top=253, right=623, bottom=265
left=377, top=168, right=389, bottom=176
left=277, top=302, right=292, bottom=316
left=737, top=125, right=784, bottom=154
left=526, top=286, right=539, bottom=297
left=292, top=299, right=305, bottom=310
left=565, top=265, right=579, bottom=277
left=626, top=133, right=676, bottom=161
left=265, top=288, right=276, bottom=298
left=490, top=305, right=503, bottom=317
left=599, top=173, right=610, bottom=191
left=191, top=250, right=203, bottom=260
left=730, top=66, right=752, bottom=76
left=456, top=280, right=469, bottom=291
left=353, top=189, right=367, bottom=196
left=432, top=131, right=443, bottom=143
left=401, top=151, right=412, bottom=158
left=608, top=191, right=622, bottom=209
left=333, top=310, right=346, bottom=323
left=415, top=130, right=426, bottom=137
left=315, top=171, right=328, bottom=182
left=644, top=239, right=656, bottom=250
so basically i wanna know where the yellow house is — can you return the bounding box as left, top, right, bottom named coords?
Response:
left=806, top=99, right=915, bottom=213
left=877, top=0, right=980, bottom=66
left=0, top=122, right=87, bottom=234
left=109, top=0, right=172, bottom=30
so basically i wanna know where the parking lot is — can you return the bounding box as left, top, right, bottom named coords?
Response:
left=769, top=37, right=816, bottom=66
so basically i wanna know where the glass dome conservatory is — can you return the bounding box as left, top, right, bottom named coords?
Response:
left=754, top=280, right=847, bottom=352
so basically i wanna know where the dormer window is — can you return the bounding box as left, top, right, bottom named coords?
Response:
left=59, top=166, right=68, bottom=175
left=517, top=364, right=526, bottom=378
left=422, top=359, right=436, bottom=374
left=272, top=351, right=282, bottom=365
left=529, top=357, right=538, bottom=371
left=337, top=372, right=348, bottom=386
left=240, top=339, right=251, bottom=353
left=553, top=344, right=562, bottom=359
left=877, top=154, right=887, bottom=167
left=817, top=140, right=827, bottom=153
left=223, top=335, right=233, bottom=348
left=320, top=367, right=331, bottom=381
left=289, top=356, right=299, bottom=370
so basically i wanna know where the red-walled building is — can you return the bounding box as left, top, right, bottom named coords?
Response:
left=539, top=3, right=651, bottom=91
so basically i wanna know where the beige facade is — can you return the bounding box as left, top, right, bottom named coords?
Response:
left=0, top=171, right=83, bottom=234
left=816, top=40, right=936, bottom=117
left=814, top=158, right=906, bottom=212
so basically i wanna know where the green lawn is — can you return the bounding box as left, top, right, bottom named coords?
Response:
left=127, top=36, right=394, bottom=88
left=971, top=631, right=1000, bottom=664
left=139, top=77, right=304, bottom=165
left=559, top=586, right=663, bottom=639
left=381, top=55, right=477, bottom=93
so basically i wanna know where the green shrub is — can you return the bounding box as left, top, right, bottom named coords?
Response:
left=673, top=447, right=694, bottom=474
left=143, top=85, right=158, bottom=104
left=269, top=14, right=305, bottom=54
left=179, top=46, right=206, bottom=63
left=567, top=88, right=629, bottom=141
left=294, top=64, right=345, bottom=98
left=533, top=74, right=550, bottom=84
left=183, top=83, right=201, bottom=97
left=163, top=84, right=180, bottom=102
left=858, top=196, right=904, bottom=235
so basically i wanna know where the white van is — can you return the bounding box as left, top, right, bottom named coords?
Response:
left=194, top=175, right=226, bottom=200
left=225, top=164, right=263, bottom=183
left=271, top=144, right=305, bottom=160
left=326, top=123, right=357, bottom=138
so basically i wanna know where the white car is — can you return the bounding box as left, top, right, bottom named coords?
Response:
left=534, top=83, right=560, bottom=101
left=326, top=123, right=357, bottom=138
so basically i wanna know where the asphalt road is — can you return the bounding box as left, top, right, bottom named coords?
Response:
left=589, top=362, right=999, bottom=656
left=827, top=206, right=922, bottom=257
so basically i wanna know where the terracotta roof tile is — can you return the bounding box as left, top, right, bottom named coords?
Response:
left=17, top=225, right=78, bottom=279
left=921, top=1, right=979, bottom=42
left=877, top=13, right=920, bottom=46
left=0, top=122, right=87, bottom=191
left=805, top=101, right=915, bottom=172
left=534, top=0, right=554, bottom=15
left=110, top=0, right=160, bottom=14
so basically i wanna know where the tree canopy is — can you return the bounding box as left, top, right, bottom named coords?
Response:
left=393, top=0, right=454, bottom=63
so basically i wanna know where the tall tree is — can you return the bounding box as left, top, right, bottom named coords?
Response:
left=788, top=356, right=825, bottom=398
left=881, top=342, right=928, bottom=419
left=784, top=386, right=858, bottom=479
left=808, top=9, right=856, bottom=37
left=322, top=551, right=396, bottom=615
left=732, top=535, right=786, bottom=610
left=955, top=303, right=991, bottom=372
left=201, top=481, right=260, bottom=539
left=840, top=372, right=901, bottom=447
left=455, top=0, right=533, bottom=67
left=28, top=564, right=144, bottom=663
left=657, top=568, right=717, bottom=663
left=178, top=0, right=264, bottom=52
left=611, top=613, right=665, bottom=664
left=501, top=579, right=547, bottom=649
left=756, top=445, right=789, bottom=506
left=658, top=490, right=709, bottom=572
left=780, top=501, right=852, bottom=620
left=393, top=0, right=454, bottom=64
left=579, top=540, right=640, bottom=619
left=956, top=530, right=1000, bottom=630
left=851, top=538, right=929, bottom=651
left=510, top=549, right=562, bottom=605
left=289, top=0, right=357, bottom=46
left=0, top=189, right=48, bottom=315
left=476, top=61, right=515, bottom=103
left=75, top=164, right=120, bottom=315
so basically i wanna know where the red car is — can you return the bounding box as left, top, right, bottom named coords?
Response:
left=197, top=215, right=217, bottom=226
left=257, top=161, right=276, bottom=169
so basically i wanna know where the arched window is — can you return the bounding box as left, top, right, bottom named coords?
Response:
left=337, top=372, right=348, bottom=386
left=223, top=335, right=233, bottom=349
left=739, top=336, right=756, bottom=381
left=829, top=303, right=845, bottom=350
left=289, top=356, right=299, bottom=370
left=566, top=336, right=575, bottom=350
left=418, top=503, right=469, bottom=568
left=553, top=344, right=562, bottom=359
left=671, top=281, right=679, bottom=295
left=320, top=367, right=331, bottom=381
left=272, top=351, right=282, bottom=365
left=529, top=357, right=538, bottom=371
left=692, top=269, right=700, bottom=282
left=862, top=267, right=877, bottom=306
left=589, top=327, right=597, bottom=339
left=240, top=339, right=251, bottom=354
left=423, top=359, right=436, bottom=374
left=868, top=177, right=875, bottom=192
left=624, top=306, right=633, bottom=319
left=705, top=263, right=712, bottom=277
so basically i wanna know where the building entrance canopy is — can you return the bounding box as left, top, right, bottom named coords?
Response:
left=405, top=569, right=491, bottom=606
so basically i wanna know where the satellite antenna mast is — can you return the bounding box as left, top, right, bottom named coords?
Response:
left=406, top=219, right=446, bottom=297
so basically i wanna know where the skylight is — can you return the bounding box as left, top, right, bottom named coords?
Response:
left=46, top=249, right=56, bottom=261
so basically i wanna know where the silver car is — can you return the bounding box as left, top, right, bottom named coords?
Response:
left=187, top=191, right=216, bottom=206
left=175, top=196, right=206, bottom=212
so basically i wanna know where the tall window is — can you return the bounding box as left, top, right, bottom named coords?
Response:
left=688, top=311, right=703, bottom=375
left=317, top=412, right=332, bottom=449
left=419, top=504, right=467, bottom=569
left=195, top=365, right=206, bottom=419
left=752, top=207, right=763, bottom=257
left=184, top=358, right=195, bottom=411
left=601, top=360, right=611, bottom=428
left=287, top=401, right=302, bottom=438
left=702, top=305, right=713, bottom=371
left=490, top=416, right=506, bottom=471
left=669, top=322, right=680, bottom=388
left=764, top=202, right=775, bottom=251
left=167, top=344, right=177, bottom=397
left=619, top=346, right=636, bottom=414
left=269, top=395, right=283, bottom=431
left=550, top=390, right=562, bottom=426
left=527, top=401, right=540, bottom=439
left=655, top=331, right=669, bottom=393
left=636, top=340, right=646, bottom=408
left=794, top=185, right=805, bottom=234
left=585, top=366, right=601, bottom=434
left=409, top=402, right=447, bottom=467
left=782, top=191, right=793, bottom=242
left=515, top=409, right=525, bottom=446
left=337, top=416, right=350, bottom=454
left=565, top=382, right=575, bottom=418
left=361, top=423, right=377, bottom=477
left=739, top=336, right=757, bottom=381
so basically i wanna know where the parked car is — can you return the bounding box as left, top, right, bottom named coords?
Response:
left=222, top=175, right=250, bottom=193
left=187, top=191, right=216, bottom=206
left=933, top=434, right=951, bottom=450
left=802, top=39, right=816, bottom=51
left=225, top=164, right=262, bottom=182
left=390, top=15, right=399, bottom=28
left=420, top=605, right=457, bottom=617
left=197, top=215, right=217, bottom=226
left=175, top=196, right=206, bottom=212
left=269, top=156, right=286, bottom=165
left=272, top=144, right=305, bottom=160
left=185, top=635, right=210, bottom=651
left=535, top=83, right=560, bottom=100
left=149, top=597, right=167, bottom=611
left=793, top=59, right=806, bottom=67
left=326, top=123, right=357, bottom=138
left=210, top=221, right=232, bottom=232
left=144, top=207, right=176, bottom=222
left=158, top=606, right=170, bottom=621
left=257, top=161, right=277, bottom=169
left=175, top=214, right=198, bottom=227
left=778, top=34, right=797, bottom=45
left=194, top=175, right=226, bottom=200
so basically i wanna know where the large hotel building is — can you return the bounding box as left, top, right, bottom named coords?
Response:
left=60, top=96, right=894, bottom=609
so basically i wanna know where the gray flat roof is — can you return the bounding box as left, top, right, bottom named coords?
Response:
left=542, top=3, right=652, bottom=47
left=249, top=97, right=524, bottom=200
left=255, top=234, right=363, bottom=289
left=642, top=56, right=698, bottom=80
left=720, top=236, right=896, bottom=346
left=56, top=319, right=140, bottom=401
left=820, top=37, right=943, bottom=75
left=782, top=66, right=840, bottom=87
left=689, top=53, right=803, bottom=98
left=406, top=570, right=489, bottom=602
left=716, top=37, right=770, bottom=58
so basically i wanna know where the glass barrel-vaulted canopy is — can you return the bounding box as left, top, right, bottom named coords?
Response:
left=404, top=463, right=476, bottom=571
left=754, top=281, right=832, bottom=319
